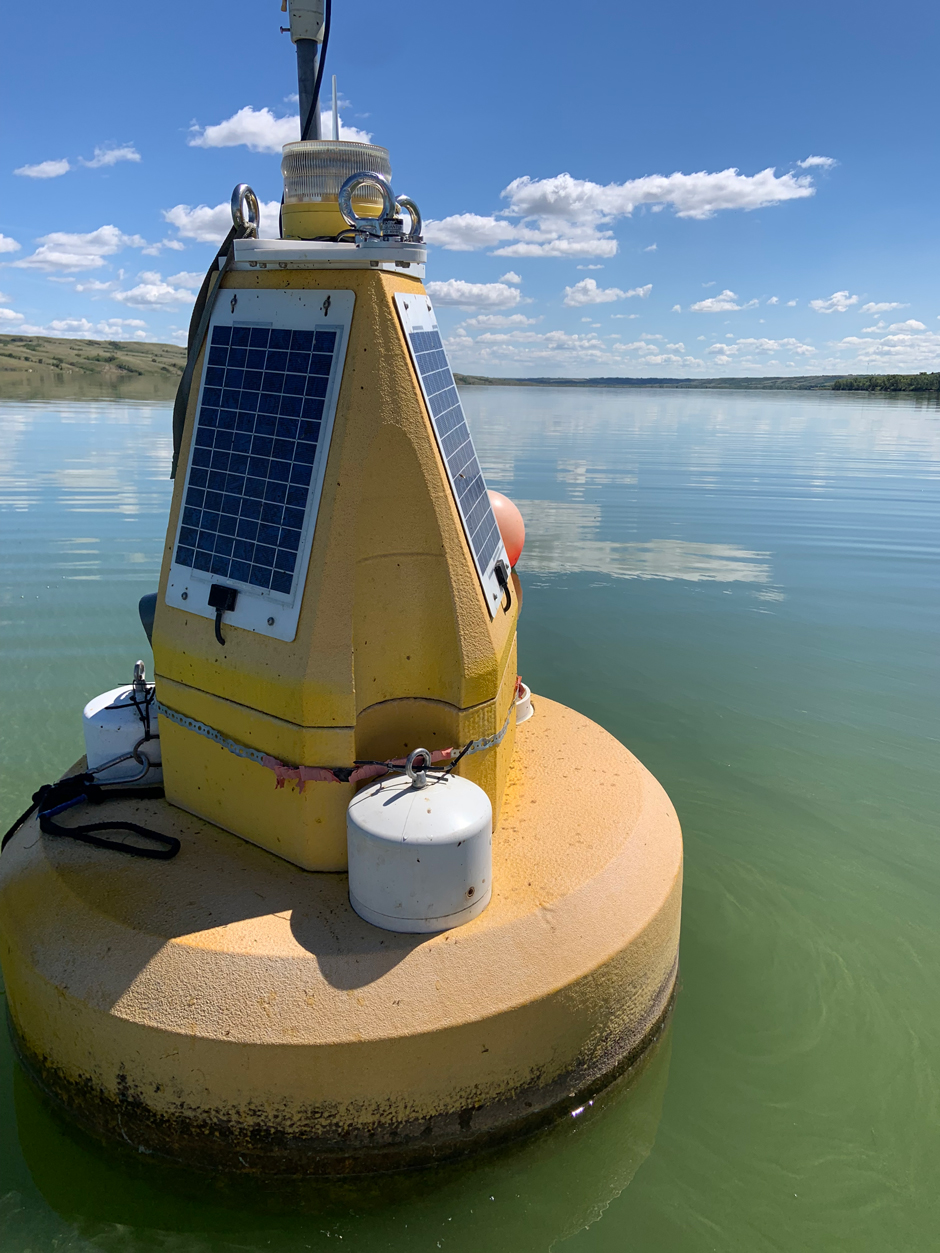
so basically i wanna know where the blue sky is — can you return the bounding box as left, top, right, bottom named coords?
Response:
left=2, top=0, right=938, bottom=377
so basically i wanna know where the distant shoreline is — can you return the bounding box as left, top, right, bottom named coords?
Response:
left=1, top=333, right=936, bottom=394
left=454, top=372, right=940, bottom=393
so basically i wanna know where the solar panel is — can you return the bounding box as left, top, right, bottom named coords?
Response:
left=165, top=289, right=354, bottom=642
left=394, top=292, right=508, bottom=617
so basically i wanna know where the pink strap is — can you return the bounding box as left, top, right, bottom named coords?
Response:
left=261, top=747, right=454, bottom=792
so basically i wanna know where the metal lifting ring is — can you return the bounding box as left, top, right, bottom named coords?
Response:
left=395, top=196, right=422, bottom=240
left=337, top=171, right=397, bottom=231
left=405, top=748, right=431, bottom=790
left=231, top=184, right=260, bottom=237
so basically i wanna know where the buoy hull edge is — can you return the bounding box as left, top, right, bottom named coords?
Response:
left=6, top=964, right=676, bottom=1177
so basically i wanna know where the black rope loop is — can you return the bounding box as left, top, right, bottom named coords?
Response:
left=2, top=772, right=179, bottom=860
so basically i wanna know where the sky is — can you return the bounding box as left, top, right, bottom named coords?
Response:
left=2, top=0, right=938, bottom=378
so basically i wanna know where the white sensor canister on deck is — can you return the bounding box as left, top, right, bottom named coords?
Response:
left=82, top=663, right=162, bottom=785
left=347, top=753, right=492, bottom=934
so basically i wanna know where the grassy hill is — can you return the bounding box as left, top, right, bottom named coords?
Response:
left=0, top=333, right=185, bottom=400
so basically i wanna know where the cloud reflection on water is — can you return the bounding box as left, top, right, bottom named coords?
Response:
left=516, top=500, right=771, bottom=583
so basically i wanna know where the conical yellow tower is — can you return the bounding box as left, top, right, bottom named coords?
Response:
left=153, top=191, right=518, bottom=871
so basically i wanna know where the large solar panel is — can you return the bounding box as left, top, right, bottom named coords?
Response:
left=165, top=289, right=354, bottom=642
left=395, top=293, right=507, bottom=617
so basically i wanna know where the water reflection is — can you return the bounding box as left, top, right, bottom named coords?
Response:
left=5, top=1032, right=671, bottom=1253
left=2, top=384, right=939, bottom=1252
left=517, top=500, right=771, bottom=582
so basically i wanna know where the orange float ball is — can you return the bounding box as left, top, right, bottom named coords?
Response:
left=488, top=490, right=526, bottom=567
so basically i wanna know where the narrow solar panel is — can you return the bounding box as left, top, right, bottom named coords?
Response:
left=394, top=293, right=507, bottom=617
left=165, top=289, right=353, bottom=642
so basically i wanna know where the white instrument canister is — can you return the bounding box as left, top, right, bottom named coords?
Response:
left=82, top=663, right=161, bottom=784
left=515, top=680, right=534, bottom=724
left=347, top=755, right=492, bottom=933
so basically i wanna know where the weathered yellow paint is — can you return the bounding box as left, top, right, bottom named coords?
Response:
left=0, top=698, right=682, bottom=1173
left=153, top=268, right=519, bottom=870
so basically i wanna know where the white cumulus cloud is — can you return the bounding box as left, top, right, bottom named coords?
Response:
left=12, top=225, right=148, bottom=272
left=797, top=156, right=837, bottom=169
left=563, top=278, right=651, bottom=307
left=188, top=105, right=371, bottom=153
left=690, top=289, right=758, bottom=313
left=163, top=200, right=282, bottom=243
left=0, top=234, right=21, bottom=253
left=498, top=271, right=523, bottom=284
left=502, top=167, right=815, bottom=222
left=18, top=316, right=150, bottom=340
left=445, top=324, right=707, bottom=373
left=829, top=321, right=940, bottom=372
left=883, top=319, right=925, bottom=331
left=426, top=163, right=816, bottom=260
left=810, top=291, right=858, bottom=313
left=424, top=214, right=517, bottom=252
left=860, top=301, right=907, bottom=315
left=424, top=279, right=522, bottom=309
left=81, top=144, right=141, bottom=168
left=14, top=158, right=71, bottom=179
left=461, top=313, right=539, bottom=329
left=0, top=307, right=25, bottom=323
left=166, top=270, right=205, bottom=289
left=707, top=336, right=816, bottom=358
left=111, top=270, right=198, bottom=309
left=74, top=278, right=122, bottom=293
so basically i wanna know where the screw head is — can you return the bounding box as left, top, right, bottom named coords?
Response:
left=181, top=591, right=188, bottom=601
left=267, top=616, right=275, bottom=626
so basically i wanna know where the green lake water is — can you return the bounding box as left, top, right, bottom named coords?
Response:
left=0, top=385, right=937, bottom=1251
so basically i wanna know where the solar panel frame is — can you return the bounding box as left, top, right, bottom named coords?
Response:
left=165, top=288, right=354, bottom=643
left=394, top=292, right=507, bottom=618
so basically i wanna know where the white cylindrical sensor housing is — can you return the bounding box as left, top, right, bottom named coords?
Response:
left=82, top=687, right=162, bottom=785
left=347, top=772, right=492, bottom=933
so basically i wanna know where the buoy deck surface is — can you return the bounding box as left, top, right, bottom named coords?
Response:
left=0, top=697, right=682, bottom=1174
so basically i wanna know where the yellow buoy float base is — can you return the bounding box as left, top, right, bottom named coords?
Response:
left=0, top=697, right=682, bottom=1175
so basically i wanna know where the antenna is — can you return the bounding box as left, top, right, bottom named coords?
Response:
left=332, top=74, right=339, bottom=141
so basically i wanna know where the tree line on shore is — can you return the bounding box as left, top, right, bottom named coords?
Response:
left=832, top=372, right=940, bottom=392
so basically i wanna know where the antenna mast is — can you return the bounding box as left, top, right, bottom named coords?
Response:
left=285, top=0, right=329, bottom=141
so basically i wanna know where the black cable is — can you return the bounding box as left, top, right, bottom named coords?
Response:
left=443, top=741, right=475, bottom=775
left=171, top=223, right=246, bottom=479
left=300, top=0, right=331, bottom=142
left=495, top=563, right=513, bottom=613
left=2, top=773, right=180, bottom=860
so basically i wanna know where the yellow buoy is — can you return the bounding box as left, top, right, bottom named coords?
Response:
left=0, top=0, right=682, bottom=1174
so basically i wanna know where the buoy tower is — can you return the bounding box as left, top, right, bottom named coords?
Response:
left=0, top=0, right=682, bottom=1174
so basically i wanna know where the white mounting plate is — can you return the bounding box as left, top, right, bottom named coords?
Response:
left=231, top=237, right=426, bottom=277
left=165, top=287, right=354, bottom=643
